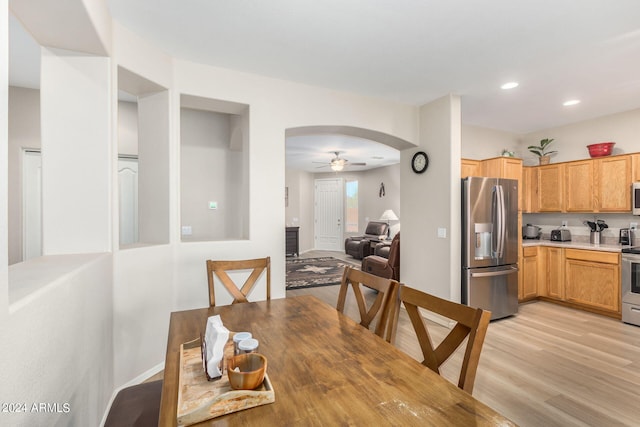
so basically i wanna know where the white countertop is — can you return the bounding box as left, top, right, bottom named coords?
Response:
left=522, top=239, right=624, bottom=253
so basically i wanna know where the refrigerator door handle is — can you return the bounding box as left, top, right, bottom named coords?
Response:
left=470, top=267, right=518, bottom=278
left=495, top=185, right=505, bottom=259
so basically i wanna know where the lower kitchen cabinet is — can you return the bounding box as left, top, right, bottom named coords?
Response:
left=520, top=246, right=539, bottom=300
left=547, top=247, right=565, bottom=300
left=564, top=249, right=620, bottom=313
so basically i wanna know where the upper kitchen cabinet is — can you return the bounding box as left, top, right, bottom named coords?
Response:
left=481, top=157, right=522, bottom=181
left=522, top=167, right=537, bottom=213
left=461, top=159, right=481, bottom=178
left=564, top=160, right=594, bottom=212
left=633, top=154, right=640, bottom=182
left=525, top=153, right=639, bottom=213
left=596, top=155, right=631, bottom=212
left=537, top=164, right=564, bottom=212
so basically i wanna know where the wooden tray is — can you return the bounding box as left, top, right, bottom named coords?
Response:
left=177, top=338, right=275, bottom=426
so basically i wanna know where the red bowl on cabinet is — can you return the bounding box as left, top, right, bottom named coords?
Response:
left=587, top=142, right=615, bottom=158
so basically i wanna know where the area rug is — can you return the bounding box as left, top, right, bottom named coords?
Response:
left=286, top=257, right=359, bottom=290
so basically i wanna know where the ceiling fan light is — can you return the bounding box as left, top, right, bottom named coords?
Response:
left=331, top=163, right=344, bottom=171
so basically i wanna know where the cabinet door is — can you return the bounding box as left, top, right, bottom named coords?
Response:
left=547, top=247, right=565, bottom=299
left=596, top=155, right=631, bottom=212
left=565, top=160, right=594, bottom=211
left=538, top=164, right=564, bottom=212
left=521, top=246, right=538, bottom=300
left=565, top=259, right=620, bottom=312
left=633, top=154, right=640, bottom=182
left=461, top=159, right=481, bottom=178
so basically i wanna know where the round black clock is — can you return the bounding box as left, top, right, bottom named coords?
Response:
left=411, top=151, right=429, bottom=174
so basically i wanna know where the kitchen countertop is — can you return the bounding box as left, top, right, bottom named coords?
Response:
left=522, top=239, right=624, bottom=253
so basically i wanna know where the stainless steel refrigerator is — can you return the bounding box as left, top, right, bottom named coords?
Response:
left=462, top=177, right=519, bottom=320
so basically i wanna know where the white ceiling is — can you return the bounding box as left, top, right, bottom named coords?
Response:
left=10, top=1, right=640, bottom=172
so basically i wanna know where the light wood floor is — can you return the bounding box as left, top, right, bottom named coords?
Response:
left=288, top=250, right=640, bottom=427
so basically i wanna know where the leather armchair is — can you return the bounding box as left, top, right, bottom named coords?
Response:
left=344, top=221, right=389, bottom=260
left=362, top=232, right=400, bottom=281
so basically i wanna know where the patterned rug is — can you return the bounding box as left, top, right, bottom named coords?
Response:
left=286, top=257, right=359, bottom=290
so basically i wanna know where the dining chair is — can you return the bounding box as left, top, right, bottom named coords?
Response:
left=206, top=257, right=271, bottom=307
left=336, top=266, right=400, bottom=343
left=399, top=285, right=491, bottom=394
left=104, top=380, right=162, bottom=427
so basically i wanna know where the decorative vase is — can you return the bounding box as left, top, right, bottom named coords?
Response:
left=539, top=155, right=551, bottom=165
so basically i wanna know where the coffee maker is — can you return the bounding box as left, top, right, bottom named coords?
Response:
left=620, top=228, right=634, bottom=245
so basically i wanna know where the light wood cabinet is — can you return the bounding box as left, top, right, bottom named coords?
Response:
left=564, top=249, right=620, bottom=313
left=461, top=159, right=481, bottom=178
left=632, top=153, right=640, bottom=182
left=546, top=247, right=565, bottom=300
left=520, top=246, right=538, bottom=301
left=522, top=167, right=538, bottom=213
left=537, top=164, right=564, bottom=212
left=596, top=155, right=631, bottom=212
left=564, top=160, right=594, bottom=212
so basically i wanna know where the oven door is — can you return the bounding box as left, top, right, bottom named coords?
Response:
left=622, top=255, right=640, bottom=326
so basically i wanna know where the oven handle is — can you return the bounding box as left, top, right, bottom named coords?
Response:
left=631, top=307, right=640, bottom=313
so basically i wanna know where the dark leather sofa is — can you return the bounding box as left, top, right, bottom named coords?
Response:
left=362, top=232, right=400, bottom=281
left=344, top=221, right=389, bottom=260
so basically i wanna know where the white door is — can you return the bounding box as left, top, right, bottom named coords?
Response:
left=23, top=150, right=42, bottom=260
left=314, top=178, right=344, bottom=251
left=118, top=157, right=139, bottom=246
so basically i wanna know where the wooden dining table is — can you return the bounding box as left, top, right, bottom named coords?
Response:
left=159, top=295, right=515, bottom=426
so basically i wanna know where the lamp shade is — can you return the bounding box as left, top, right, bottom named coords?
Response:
left=380, top=209, right=399, bottom=221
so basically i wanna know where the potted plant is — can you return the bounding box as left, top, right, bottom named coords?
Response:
left=528, top=138, right=556, bottom=165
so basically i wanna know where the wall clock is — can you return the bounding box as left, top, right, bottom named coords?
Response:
left=411, top=151, right=429, bottom=174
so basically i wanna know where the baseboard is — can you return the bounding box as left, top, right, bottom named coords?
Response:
left=99, top=361, right=165, bottom=427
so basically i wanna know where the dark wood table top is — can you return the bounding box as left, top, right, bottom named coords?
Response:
left=159, top=295, right=515, bottom=426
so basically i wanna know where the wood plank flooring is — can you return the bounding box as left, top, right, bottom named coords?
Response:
left=288, top=250, right=640, bottom=427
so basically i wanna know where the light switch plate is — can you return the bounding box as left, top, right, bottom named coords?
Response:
left=208, top=201, right=218, bottom=210
left=181, top=226, right=192, bottom=235
left=437, top=227, right=447, bottom=238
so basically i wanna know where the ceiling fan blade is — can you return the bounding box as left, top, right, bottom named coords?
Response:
left=348, top=162, right=367, bottom=166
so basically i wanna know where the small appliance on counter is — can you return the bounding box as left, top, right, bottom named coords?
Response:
left=620, top=228, right=634, bottom=245
left=522, top=224, right=541, bottom=240
left=550, top=228, right=572, bottom=242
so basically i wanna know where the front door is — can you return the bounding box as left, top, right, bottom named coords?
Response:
left=314, top=178, right=343, bottom=251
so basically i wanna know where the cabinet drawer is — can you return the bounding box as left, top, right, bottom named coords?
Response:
left=523, top=246, right=538, bottom=257
left=564, top=249, right=619, bottom=264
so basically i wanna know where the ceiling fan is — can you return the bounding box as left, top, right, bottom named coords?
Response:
left=314, top=151, right=366, bottom=171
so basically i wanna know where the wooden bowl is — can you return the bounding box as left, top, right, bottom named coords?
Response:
left=227, top=353, right=267, bottom=390
left=587, top=142, right=615, bottom=158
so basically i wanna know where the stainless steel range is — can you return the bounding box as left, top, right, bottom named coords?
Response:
left=621, top=246, right=640, bottom=326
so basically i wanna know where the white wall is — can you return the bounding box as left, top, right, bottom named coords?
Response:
left=461, top=124, right=521, bottom=159
left=117, top=100, right=138, bottom=156
left=7, top=86, right=40, bottom=265
left=180, top=108, right=243, bottom=241
left=401, top=95, right=461, bottom=300
left=519, top=108, right=640, bottom=165
left=40, top=47, right=111, bottom=255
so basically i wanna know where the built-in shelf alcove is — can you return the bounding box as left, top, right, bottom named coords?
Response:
left=117, top=66, right=170, bottom=248
left=179, top=94, right=250, bottom=242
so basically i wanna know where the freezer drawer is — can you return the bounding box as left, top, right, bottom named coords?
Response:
left=462, top=265, right=518, bottom=320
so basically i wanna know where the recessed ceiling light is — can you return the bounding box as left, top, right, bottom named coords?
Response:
left=500, top=82, right=519, bottom=90
left=563, top=99, right=581, bottom=106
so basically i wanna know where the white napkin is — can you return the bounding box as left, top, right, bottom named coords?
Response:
left=204, top=315, right=230, bottom=379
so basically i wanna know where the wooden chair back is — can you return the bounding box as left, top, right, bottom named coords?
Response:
left=399, top=285, right=491, bottom=394
left=206, top=257, right=271, bottom=307
left=336, top=266, right=400, bottom=343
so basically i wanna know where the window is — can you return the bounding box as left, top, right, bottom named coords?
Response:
left=345, top=180, right=358, bottom=232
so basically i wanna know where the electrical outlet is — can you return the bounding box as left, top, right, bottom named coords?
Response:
left=561, top=221, right=568, bottom=227
left=631, top=222, right=638, bottom=230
